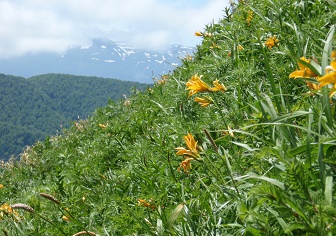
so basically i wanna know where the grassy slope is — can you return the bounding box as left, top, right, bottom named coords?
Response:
left=1, top=0, right=336, bottom=235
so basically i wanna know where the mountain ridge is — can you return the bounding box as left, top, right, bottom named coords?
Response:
left=0, top=73, right=148, bottom=160
left=0, top=38, right=194, bottom=83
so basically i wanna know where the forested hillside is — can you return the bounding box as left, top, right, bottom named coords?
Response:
left=1, top=0, right=336, bottom=235
left=0, top=73, right=148, bottom=160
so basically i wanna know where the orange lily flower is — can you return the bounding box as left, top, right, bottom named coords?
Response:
left=194, top=31, right=203, bottom=37
left=265, top=35, right=279, bottom=49
left=289, top=57, right=318, bottom=79
left=184, top=133, right=199, bottom=154
left=210, top=79, right=227, bottom=92
left=318, top=60, right=336, bottom=97
left=175, top=133, right=202, bottom=173
left=177, top=158, right=193, bottom=173
left=194, top=97, right=213, bottom=107
left=186, top=75, right=211, bottom=97
left=306, top=81, right=320, bottom=91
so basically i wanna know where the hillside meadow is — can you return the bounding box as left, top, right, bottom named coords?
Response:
left=1, top=0, right=336, bottom=235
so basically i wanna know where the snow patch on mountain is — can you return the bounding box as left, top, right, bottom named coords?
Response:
left=0, top=38, right=195, bottom=83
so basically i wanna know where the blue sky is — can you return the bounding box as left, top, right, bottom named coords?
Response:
left=0, top=0, right=230, bottom=57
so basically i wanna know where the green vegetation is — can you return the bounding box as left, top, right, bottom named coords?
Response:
left=1, top=0, right=336, bottom=235
left=0, top=73, right=148, bottom=160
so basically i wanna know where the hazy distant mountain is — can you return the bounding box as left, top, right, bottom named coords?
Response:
left=0, top=38, right=194, bottom=83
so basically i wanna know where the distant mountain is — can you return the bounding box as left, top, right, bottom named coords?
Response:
left=0, top=73, right=148, bottom=160
left=0, top=38, right=194, bottom=83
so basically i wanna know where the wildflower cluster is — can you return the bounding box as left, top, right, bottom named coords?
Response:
left=289, top=56, right=320, bottom=92
left=318, top=51, right=336, bottom=96
left=98, top=123, right=107, bottom=129
left=265, top=35, right=279, bottom=49
left=185, top=55, right=193, bottom=61
left=210, top=42, right=221, bottom=49
left=137, top=198, right=156, bottom=210
left=289, top=57, right=318, bottom=79
left=61, top=207, right=72, bottom=222
left=186, top=74, right=226, bottom=97
left=0, top=203, right=32, bottom=220
left=155, top=75, right=169, bottom=85
left=175, top=133, right=202, bottom=173
left=62, top=215, right=71, bottom=222
left=223, top=126, right=235, bottom=137
left=0, top=203, right=15, bottom=220
left=228, top=45, right=244, bottom=57
left=185, top=74, right=226, bottom=108
left=195, top=30, right=219, bottom=50
left=194, top=96, right=214, bottom=107
left=289, top=51, right=336, bottom=96
left=194, top=31, right=212, bottom=37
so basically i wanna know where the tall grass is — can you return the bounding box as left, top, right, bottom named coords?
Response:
left=0, top=0, right=336, bottom=235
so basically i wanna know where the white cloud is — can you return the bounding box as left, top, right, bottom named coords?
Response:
left=0, top=0, right=229, bottom=57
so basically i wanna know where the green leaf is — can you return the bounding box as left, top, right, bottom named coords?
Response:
left=236, top=173, right=285, bottom=190
left=167, top=203, right=185, bottom=230
left=325, top=175, right=333, bottom=205
left=266, top=207, right=289, bottom=231
left=231, top=141, right=258, bottom=152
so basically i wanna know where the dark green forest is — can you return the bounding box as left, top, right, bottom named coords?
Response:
left=0, top=73, right=148, bottom=160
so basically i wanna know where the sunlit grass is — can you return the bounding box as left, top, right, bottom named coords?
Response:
left=0, top=0, right=336, bottom=235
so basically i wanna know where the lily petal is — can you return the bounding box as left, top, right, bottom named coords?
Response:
left=318, top=72, right=336, bottom=84
left=211, top=79, right=226, bottom=92
left=184, top=133, right=198, bottom=154
left=289, top=70, right=304, bottom=78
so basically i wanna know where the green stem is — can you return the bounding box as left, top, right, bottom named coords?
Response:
left=223, top=151, right=241, bottom=199
left=202, top=129, right=241, bottom=198
left=211, top=92, right=228, bottom=128
left=257, top=32, right=282, bottom=113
